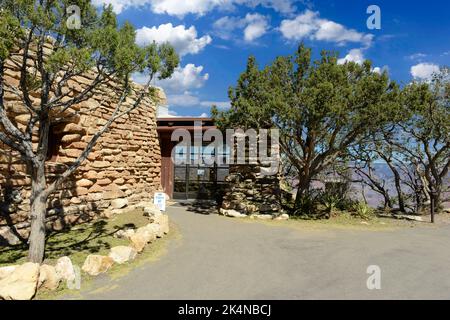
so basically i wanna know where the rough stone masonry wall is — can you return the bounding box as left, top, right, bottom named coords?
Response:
left=220, top=133, right=283, bottom=216
left=0, top=44, right=164, bottom=245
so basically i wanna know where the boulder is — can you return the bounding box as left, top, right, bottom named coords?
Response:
left=129, top=233, right=148, bottom=253
left=394, top=215, right=424, bottom=222
left=274, top=213, right=290, bottom=221
left=251, top=214, right=274, bottom=220
left=219, top=208, right=247, bottom=218
left=38, top=264, right=61, bottom=291
left=135, top=225, right=157, bottom=243
left=109, top=246, right=138, bottom=264
left=145, top=223, right=163, bottom=238
left=0, top=227, right=22, bottom=245
left=82, top=255, right=114, bottom=276
left=55, top=256, right=76, bottom=283
left=144, top=204, right=162, bottom=218
left=111, top=198, right=129, bottom=209
left=153, top=215, right=169, bottom=235
left=113, top=228, right=135, bottom=240
left=0, top=265, right=18, bottom=280
left=0, top=262, right=40, bottom=300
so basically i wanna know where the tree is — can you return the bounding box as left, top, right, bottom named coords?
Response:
left=213, top=44, right=399, bottom=211
left=346, top=147, right=393, bottom=210
left=0, top=0, right=179, bottom=263
left=350, top=67, right=449, bottom=214
left=386, top=67, right=449, bottom=211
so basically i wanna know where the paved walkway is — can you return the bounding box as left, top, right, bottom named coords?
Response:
left=80, top=204, right=450, bottom=300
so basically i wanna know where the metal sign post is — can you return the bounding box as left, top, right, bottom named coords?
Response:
left=154, top=192, right=166, bottom=212
left=430, top=187, right=435, bottom=224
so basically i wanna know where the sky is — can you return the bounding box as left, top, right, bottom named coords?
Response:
left=92, top=0, right=450, bottom=117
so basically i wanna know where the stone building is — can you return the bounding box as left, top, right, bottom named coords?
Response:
left=0, top=45, right=165, bottom=244
left=0, top=46, right=285, bottom=246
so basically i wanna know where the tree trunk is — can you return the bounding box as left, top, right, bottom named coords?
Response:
left=27, top=162, right=48, bottom=263
left=392, top=169, right=405, bottom=213
left=383, top=193, right=392, bottom=211
left=432, top=187, right=442, bottom=213
left=294, top=173, right=312, bottom=210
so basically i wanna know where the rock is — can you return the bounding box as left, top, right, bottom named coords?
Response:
left=219, top=208, right=247, bottom=218
left=55, top=256, right=76, bottom=283
left=144, top=204, right=162, bottom=218
left=145, top=223, right=164, bottom=238
left=38, top=264, right=61, bottom=291
left=253, top=214, right=274, bottom=220
left=136, top=225, right=158, bottom=242
left=129, top=233, right=148, bottom=253
left=111, top=198, right=128, bottom=209
left=246, top=204, right=259, bottom=213
left=395, top=215, right=424, bottom=222
left=0, top=227, right=22, bottom=245
left=109, top=246, right=138, bottom=264
left=91, top=161, right=111, bottom=169
left=443, top=208, right=450, bottom=213
left=103, top=186, right=126, bottom=200
left=153, top=214, right=169, bottom=234
left=76, top=179, right=94, bottom=188
left=61, top=134, right=81, bottom=144
left=0, top=265, right=18, bottom=280
left=0, top=262, right=40, bottom=300
left=274, top=213, right=290, bottom=221
left=82, top=255, right=114, bottom=276
left=113, top=228, right=135, bottom=239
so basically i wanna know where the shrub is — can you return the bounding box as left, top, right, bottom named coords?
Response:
left=352, top=202, right=375, bottom=220
left=292, top=191, right=321, bottom=218
left=320, top=192, right=341, bottom=216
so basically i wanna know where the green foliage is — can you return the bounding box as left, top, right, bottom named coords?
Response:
left=0, top=8, right=22, bottom=60
left=0, top=0, right=179, bottom=83
left=352, top=202, right=375, bottom=220
left=292, top=191, right=320, bottom=217
left=214, top=44, right=400, bottom=210
left=320, top=192, right=341, bottom=215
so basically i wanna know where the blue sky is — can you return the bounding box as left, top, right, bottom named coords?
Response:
left=94, top=0, right=450, bottom=117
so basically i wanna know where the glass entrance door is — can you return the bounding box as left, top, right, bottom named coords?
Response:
left=173, top=145, right=229, bottom=200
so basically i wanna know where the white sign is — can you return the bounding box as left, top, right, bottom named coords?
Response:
left=154, top=192, right=166, bottom=211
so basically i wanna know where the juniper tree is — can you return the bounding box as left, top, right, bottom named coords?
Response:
left=213, top=44, right=399, bottom=211
left=387, top=67, right=450, bottom=211
left=0, top=0, right=179, bottom=263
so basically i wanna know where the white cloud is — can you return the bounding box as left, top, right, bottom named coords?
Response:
left=410, top=63, right=440, bottom=80
left=93, top=0, right=296, bottom=16
left=213, top=13, right=270, bottom=42
left=407, top=53, right=427, bottom=61
left=150, top=0, right=223, bottom=17
left=136, top=23, right=211, bottom=57
left=92, top=0, right=149, bottom=14
left=337, top=48, right=365, bottom=65
left=243, top=14, right=270, bottom=42
left=372, top=67, right=381, bottom=74
left=132, top=63, right=209, bottom=94
left=213, top=16, right=245, bottom=40
left=200, top=101, right=231, bottom=109
left=134, top=63, right=214, bottom=112
left=151, top=0, right=296, bottom=17
left=156, top=64, right=209, bottom=93
left=167, top=92, right=202, bottom=107
left=280, top=10, right=373, bottom=46
left=166, top=94, right=230, bottom=110
left=337, top=49, right=387, bottom=74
